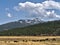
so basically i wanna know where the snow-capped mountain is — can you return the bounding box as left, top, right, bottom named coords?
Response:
left=0, top=18, right=43, bottom=31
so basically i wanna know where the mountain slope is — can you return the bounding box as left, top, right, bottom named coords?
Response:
left=0, top=20, right=60, bottom=36
left=0, top=18, right=43, bottom=31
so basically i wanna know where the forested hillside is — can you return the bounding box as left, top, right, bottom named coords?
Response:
left=0, top=20, right=60, bottom=36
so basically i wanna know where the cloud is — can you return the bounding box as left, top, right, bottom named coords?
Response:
left=14, top=0, right=60, bottom=21
left=42, top=0, right=60, bottom=9
left=7, top=13, right=12, bottom=18
left=5, top=8, right=12, bottom=18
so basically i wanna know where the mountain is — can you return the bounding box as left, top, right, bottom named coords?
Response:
left=0, top=18, right=43, bottom=31
left=0, top=20, right=60, bottom=36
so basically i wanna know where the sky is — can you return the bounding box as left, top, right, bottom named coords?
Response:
left=0, top=0, right=60, bottom=25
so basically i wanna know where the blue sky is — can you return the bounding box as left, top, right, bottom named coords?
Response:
left=0, top=0, right=60, bottom=25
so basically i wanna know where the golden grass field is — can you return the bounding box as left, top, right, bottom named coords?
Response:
left=0, top=36, right=60, bottom=45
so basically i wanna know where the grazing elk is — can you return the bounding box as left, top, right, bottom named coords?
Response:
left=22, top=40, right=27, bottom=42
left=14, top=41, right=19, bottom=42
left=40, top=39, right=46, bottom=42
left=51, top=38, right=56, bottom=41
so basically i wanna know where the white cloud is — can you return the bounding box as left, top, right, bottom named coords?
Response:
left=56, top=15, right=60, bottom=18
left=5, top=8, right=12, bottom=18
left=46, top=11, right=51, bottom=15
left=14, top=0, right=60, bottom=21
left=7, top=13, right=12, bottom=18
left=42, top=0, right=60, bottom=9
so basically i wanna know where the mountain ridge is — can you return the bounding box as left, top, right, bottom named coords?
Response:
left=0, top=20, right=60, bottom=36
left=0, top=18, right=43, bottom=31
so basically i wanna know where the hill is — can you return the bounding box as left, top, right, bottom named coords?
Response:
left=0, top=20, right=60, bottom=36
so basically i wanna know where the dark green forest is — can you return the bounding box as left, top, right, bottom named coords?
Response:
left=0, top=20, right=60, bottom=36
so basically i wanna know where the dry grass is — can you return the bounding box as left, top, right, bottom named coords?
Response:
left=0, top=36, right=60, bottom=45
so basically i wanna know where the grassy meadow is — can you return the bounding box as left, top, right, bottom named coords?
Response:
left=0, top=36, right=60, bottom=45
